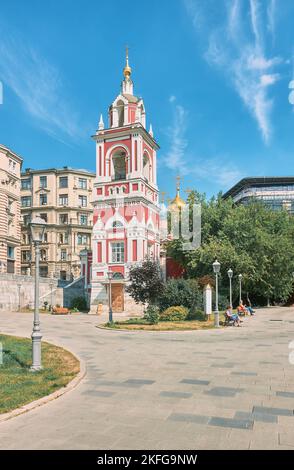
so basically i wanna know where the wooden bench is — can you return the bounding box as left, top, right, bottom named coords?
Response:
left=52, top=307, right=70, bottom=315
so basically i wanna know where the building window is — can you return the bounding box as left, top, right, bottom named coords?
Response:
left=60, top=270, right=67, bottom=280
left=59, top=176, right=68, bottom=188
left=59, top=194, right=68, bottom=206
left=39, top=266, right=48, bottom=278
left=59, top=232, right=69, bottom=244
left=77, top=234, right=88, bottom=245
left=21, top=178, right=31, bottom=190
left=40, top=176, right=47, bottom=188
left=21, top=196, right=31, bottom=207
left=7, top=246, right=15, bottom=259
left=8, top=159, right=16, bottom=173
left=60, top=249, right=67, bottom=260
left=112, top=220, right=123, bottom=228
left=40, top=194, right=47, bottom=206
left=80, top=214, right=88, bottom=225
left=111, top=242, right=124, bottom=263
left=78, top=195, right=87, bottom=207
left=40, top=249, right=47, bottom=261
left=59, top=214, right=68, bottom=224
left=78, top=178, right=87, bottom=189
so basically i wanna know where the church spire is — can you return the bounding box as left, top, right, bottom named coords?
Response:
left=169, top=175, right=186, bottom=210
left=122, top=46, right=133, bottom=95
left=123, top=46, right=132, bottom=79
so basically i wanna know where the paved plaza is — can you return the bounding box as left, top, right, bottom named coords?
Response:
left=0, top=307, right=294, bottom=449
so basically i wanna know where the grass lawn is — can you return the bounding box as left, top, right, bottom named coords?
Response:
left=0, top=334, right=80, bottom=414
left=103, top=312, right=227, bottom=331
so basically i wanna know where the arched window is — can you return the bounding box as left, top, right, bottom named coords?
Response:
left=112, top=151, right=126, bottom=181
left=113, top=272, right=124, bottom=280
left=112, top=220, right=124, bottom=228
left=117, top=100, right=125, bottom=127
left=143, top=153, right=151, bottom=182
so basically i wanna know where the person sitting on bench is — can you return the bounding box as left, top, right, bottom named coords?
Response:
left=237, top=301, right=248, bottom=316
left=225, top=306, right=241, bottom=326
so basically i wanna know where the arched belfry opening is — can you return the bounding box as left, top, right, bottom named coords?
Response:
left=116, top=100, right=125, bottom=127
left=143, top=153, right=151, bottom=182
left=112, top=150, right=126, bottom=181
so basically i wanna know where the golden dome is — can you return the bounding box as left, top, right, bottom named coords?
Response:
left=168, top=179, right=186, bottom=210
left=123, top=46, right=132, bottom=78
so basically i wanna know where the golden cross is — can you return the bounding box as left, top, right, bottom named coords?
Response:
left=160, top=191, right=166, bottom=203
left=176, top=174, right=182, bottom=190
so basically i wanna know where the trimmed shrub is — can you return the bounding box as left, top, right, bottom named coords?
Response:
left=158, top=278, right=203, bottom=311
left=70, top=296, right=88, bottom=311
left=144, top=305, right=160, bottom=324
left=186, top=308, right=205, bottom=321
left=159, top=305, right=189, bottom=322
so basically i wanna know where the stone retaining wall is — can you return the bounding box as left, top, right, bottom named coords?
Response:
left=0, top=274, right=62, bottom=311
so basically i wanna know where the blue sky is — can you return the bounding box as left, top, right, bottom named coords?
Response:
left=0, top=0, right=294, bottom=200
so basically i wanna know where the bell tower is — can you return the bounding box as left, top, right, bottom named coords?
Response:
left=90, top=49, right=160, bottom=313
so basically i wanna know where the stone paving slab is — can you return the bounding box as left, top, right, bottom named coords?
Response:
left=1, top=307, right=294, bottom=449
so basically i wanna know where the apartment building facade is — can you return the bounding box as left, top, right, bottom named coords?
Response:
left=0, top=144, right=23, bottom=274
left=223, top=177, right=294, bottom=214
left=20, top=167, right=95, bottom=280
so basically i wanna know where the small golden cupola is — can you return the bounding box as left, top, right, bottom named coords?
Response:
left=123, top=46, right=132, bottom=79
left=169, top=176, right=186, bottom=211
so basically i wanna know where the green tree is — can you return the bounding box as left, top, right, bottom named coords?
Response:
left=126, top=260, right=164, bottom=306
left=166, top=193, right=294, bottom=305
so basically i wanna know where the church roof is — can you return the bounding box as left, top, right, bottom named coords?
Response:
left=122, top=93, right=139, bottom=103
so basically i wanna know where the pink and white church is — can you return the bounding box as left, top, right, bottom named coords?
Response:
left=88, top=51, right=161, bottom=313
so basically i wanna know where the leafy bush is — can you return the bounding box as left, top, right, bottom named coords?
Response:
left=158, top=278, right=202, bottom=311
left=186, top=308, right=205, bottom=321
left=159, top=305, right=189, bottom=322
left=144, top=305, right=160, bottom=324
left=70, top=296, right=88, bottom=311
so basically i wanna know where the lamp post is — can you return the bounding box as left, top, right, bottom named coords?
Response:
left=213, top=259, right=221, bottom=328
left=107, top=271, right=113, bottom=323
left=238, top=274, right=243, bottom=305
left=49, top=279, right=54, bottom=312
left=17, top=283, right=22, bottom=312
left=29, top=215, right=47, bottom=371
left=227, top=268, right=233, bottom=308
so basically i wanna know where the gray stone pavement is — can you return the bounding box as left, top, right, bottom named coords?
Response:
left=0, top=307, right=294, bottom=449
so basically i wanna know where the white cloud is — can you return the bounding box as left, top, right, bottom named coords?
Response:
left=260, top=73, right=280, bottom=87
left=185, top=0, right=285, bottom=144
left=0, top=33, right=87, bottom=141
left=162, top=97, right=242, bottom=188
left=162, top=101, right=188, bottom=173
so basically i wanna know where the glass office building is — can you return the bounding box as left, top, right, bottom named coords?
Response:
left=223, top=177, right=294, bottom=214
